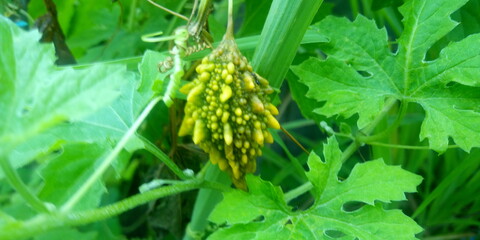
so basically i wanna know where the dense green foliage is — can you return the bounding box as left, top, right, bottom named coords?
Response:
left=1, top=0, right=479, bottom=239
left=209, top=138, right=422, bottom=239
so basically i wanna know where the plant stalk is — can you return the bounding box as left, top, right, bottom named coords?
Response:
left=61, top=96, right=162, bottom=212
left=224, top=0, right=234, bottom=40
left=356, top=98, right=404, bottom=143
left=252, top=0, right=323, bottom=89
left=0, top=179, right=227, bottom=240
left=183, top=164, right=230, bottom=240
left=0, top=155, right=50, bottom=213
left=127, top=0, right=138, bottom=30
left=284, top=97, right=400, bottom=201
left=139, top=134, right=189, bottom=179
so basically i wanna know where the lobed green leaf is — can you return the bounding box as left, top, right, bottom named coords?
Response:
left=0, top=17, right=168, bottom=213
left=208, top=137, right=422, bottom=240
left=0, top=15, right=131, bottom=161
left=292, top=0, right=480, bottom=152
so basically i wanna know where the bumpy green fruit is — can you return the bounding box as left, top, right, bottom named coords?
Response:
left=179, top=38, right=279, bottom=190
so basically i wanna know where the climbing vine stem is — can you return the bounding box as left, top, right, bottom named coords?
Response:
left=0, top=179, right=229, bottom=240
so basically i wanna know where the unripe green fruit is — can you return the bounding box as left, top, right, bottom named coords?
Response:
left=179, top=38, right=279, bottom=190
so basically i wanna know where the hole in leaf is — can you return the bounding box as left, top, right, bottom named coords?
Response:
left=216, top=222, right=229, bottom=228
left=324, top=229, right=346, bottom=238
left=35, top=145, right=65, bottom=164
left=252, top=215, right=265, bottom=223
left=19, top=97, right=35, bottom=116
left=287, top=189, right=314, bottom=211
left=356, top=70, right=372, bottom=77
left=445, top=81, right=457, bottom=88
left=284, top=219, right=293, bottom=226
left=342, top=201, right=366, bottom=212
left=389, top=41, right=398, bottom=54
left=20, top=107, right=30, bottom=115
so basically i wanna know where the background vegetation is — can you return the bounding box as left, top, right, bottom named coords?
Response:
left=1, top=0, right=479, bottom=239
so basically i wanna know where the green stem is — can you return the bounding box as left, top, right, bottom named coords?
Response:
left=61, top=96, right=162, bottom=212
left=252, top=0, right=323, bottom=89
left=340, top=141, right=360, bottom=163
left=356, top=98, right=403, bottom=143
left=360, top=0, right=373, bottom=18
left=146, top=0, right=188, bottom=20
left=187, top=0, right=213, bottom=41
left=284, top=182, right=313, bottom=202
left=272, top=131, right=308, bottom=180
left=0, top=179, right=227, bottom=240
left=127, top=0, right=138, bottom=31
left=366, top=98, right=399, bottom=133
left=225, top=0, right=234, bottom=40
left=0, top=156, right=50, bottom=213
left=380, top=7, right=403, bottom=37
left=183, top=164, right=231, bottom=240
left=350, top=0, right=359, bottom=17
left=367, top=142, right=459, bottom=150
left=284, top=98, right=400, bottom=200
left=154, top=0, right=189, bottom=50
left=18, top=9, right=36, bottom=26
left=138, top=134, right=189, bottom=179
left=281, top=119, right=315, bottom=130
left=333, top=132, right=355, bottom=140
left=72, top=28, right=326, bottom=70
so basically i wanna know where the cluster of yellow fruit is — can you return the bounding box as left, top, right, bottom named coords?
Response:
left=179, top=39, right=279, bottom=190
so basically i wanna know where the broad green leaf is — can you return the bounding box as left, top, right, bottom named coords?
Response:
left=0, top=17, right=167, bottom=214
left=50, top=50, right=166, bottom=145
left=209, top=137, right=423, bottom=240
left=2, top=49, right=163, bottom=175
left=0, top=16, right=130, bottom=154
left=292, top=0, right=480, bottom=152
left=38, top=143, right=106, bottom=211
left=32, top=50, right=166, bottom=208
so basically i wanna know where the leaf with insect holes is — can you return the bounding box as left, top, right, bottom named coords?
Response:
left=0, top=17, right=171, bottom=213
left=291, top=0, right=480, bottom=152
left=47, top=50, right=168, bottom=146
left=0, top=15, right=120, bottom=214
left=1, top=47, right=166, bottom=173
left=33, top=50, right=171, bottom=211
left=0, top=15, right=131, bottom=157
left=36, top=51, right=167, bottom=209
left=208, top=137, right=423, bottom=240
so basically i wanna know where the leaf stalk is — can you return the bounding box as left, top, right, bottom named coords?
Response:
left=0, top=156, right=51, bottom=213
left=0, top=179, right=228, bottom=240
left=61, top=96, right=162, bottom=212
